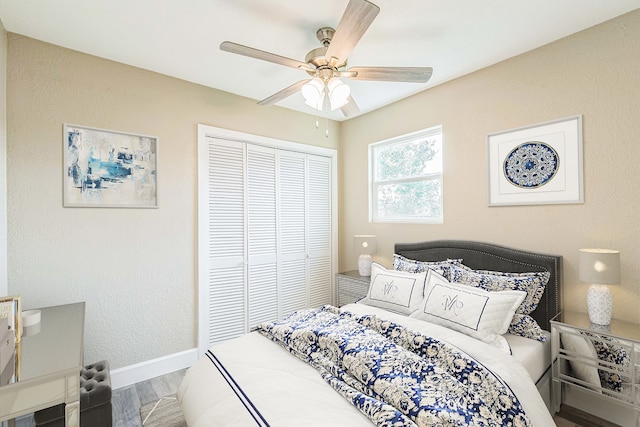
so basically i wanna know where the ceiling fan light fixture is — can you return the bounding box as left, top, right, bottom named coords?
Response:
left=302, top=77, right=325, bottom=110
left=327, top=77, right=350, bottom=110
left=222, top=0, right=429, bottom=119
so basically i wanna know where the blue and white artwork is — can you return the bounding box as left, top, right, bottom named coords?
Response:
left=64, top=124, right=158, bottom=207
left=503, top=141, right=559, bottom=188
left=487, top=115, right=583, bottom=206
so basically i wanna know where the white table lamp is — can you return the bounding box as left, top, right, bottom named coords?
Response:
left=579, top=248, right=620, bottom=325
left=354, top=235, right=376, bottom=276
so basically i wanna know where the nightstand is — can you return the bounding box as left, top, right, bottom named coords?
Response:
left=336, top=271, right=370, bottom=306
left=551, top=311, right=640, bottom=425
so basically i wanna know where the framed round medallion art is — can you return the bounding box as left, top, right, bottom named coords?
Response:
left=487, top=115, right=583, bottom=206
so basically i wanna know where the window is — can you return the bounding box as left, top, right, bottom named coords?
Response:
left=369, top=126, right=443, bottom=223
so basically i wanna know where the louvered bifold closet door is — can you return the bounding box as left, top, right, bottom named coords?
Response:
left=278, top=150, right=307, bottom=317
left=246, top=144, right=278, bottom=329
left=204, top=139, right=246, bottom=345
left=199, top=125, right=336, bottom=353
left=307, top=154, right=333, bottom=307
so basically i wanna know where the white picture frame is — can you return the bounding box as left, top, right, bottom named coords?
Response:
left=63, top=124, right=158, bottom=208
left=487, top=115, right=583, bottom=206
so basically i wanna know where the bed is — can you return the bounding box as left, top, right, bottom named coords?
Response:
left=178, top=240, right=562, bottom=426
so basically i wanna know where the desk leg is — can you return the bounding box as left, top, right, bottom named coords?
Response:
left=65, top=400, right=80, bottom=427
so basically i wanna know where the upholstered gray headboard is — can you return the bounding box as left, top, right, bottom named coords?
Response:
left=394, top=240, right=563, bottom=332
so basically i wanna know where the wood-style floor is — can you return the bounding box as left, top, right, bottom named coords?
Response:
left=13, top=368, right=186, bottom=427
left=111, top=368, right=187, bottom=427
left=13, top=368, right=619, bottom=427
left=553, top=404, right=622, bottom=427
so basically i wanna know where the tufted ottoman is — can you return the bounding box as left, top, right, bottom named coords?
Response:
left=34, top=360, right=112, bottom=427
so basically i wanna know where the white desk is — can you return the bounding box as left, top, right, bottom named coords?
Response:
left=0, top=302, right=85, bottom=427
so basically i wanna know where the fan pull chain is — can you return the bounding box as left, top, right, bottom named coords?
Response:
left=314, top=115, right=329, bottom=138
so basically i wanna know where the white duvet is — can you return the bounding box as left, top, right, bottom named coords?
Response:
left=177, top=303, right=555, bottom=426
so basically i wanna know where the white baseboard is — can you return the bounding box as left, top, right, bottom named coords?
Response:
left=110, top=348, right=198, bottom=390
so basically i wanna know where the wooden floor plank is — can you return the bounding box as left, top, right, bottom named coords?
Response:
left=554, top=404, right=622, bottom=427
left=112, top=384, right=143, bottom=427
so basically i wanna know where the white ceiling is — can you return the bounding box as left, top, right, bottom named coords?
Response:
left=0, top=0, right=638, bottom=121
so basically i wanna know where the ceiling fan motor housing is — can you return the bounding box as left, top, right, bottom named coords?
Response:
left=305, top=27, right=346, bottom=77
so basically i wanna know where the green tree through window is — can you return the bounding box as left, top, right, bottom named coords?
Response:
left=370, top=126, right=443, bottom=223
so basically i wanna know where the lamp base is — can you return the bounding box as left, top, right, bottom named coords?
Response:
left=358, top=254, right=372, bottom=276
left=587, top=284, right=612, bottom=325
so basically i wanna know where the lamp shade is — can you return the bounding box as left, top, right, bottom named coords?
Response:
left=578, top=248, right=620, bottom=285
left=353, top=235, right=376, bottom=255
left=327, top=77, right=350, bottom=110
left=301, top=77, right=325, bottom=110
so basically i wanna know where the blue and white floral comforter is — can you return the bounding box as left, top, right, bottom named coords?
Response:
left=257, top=305, right=530, bottom=427
left=177, top=303, right=555, bottom=427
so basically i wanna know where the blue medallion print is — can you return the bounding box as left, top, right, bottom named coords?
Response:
left=503, top=142, right=558, bottom=188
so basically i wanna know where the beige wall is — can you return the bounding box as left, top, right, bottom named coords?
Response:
left=6, top=9, right=640, bottom=371
left=340, top=9, right=640, bottom=324
left=6, top=34, right=339, bottom=369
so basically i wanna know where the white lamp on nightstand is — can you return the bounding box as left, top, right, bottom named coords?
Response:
left=353, top=235, right=376, bottom=276
left=579, top=248, right=620, bottom=326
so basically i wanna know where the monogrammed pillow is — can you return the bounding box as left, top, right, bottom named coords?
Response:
left=358, top=262, right=427, bottom=315
left=411, top=270, right=525, bottom=353
left=449, top=263, right=550, bottom=340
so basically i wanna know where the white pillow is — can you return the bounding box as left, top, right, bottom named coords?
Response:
left=410, top=270, right=525, bottom=353
left=358, top=262, right=427, bottom=315
left=559, top=327, right=601, bottom=391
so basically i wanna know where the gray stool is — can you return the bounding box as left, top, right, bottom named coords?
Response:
left=34, top=360, right=112, bottom=427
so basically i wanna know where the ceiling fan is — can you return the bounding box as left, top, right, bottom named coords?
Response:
left=220, top=0, right=433, bottom=118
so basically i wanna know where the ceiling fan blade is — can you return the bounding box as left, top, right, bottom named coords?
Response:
left=324, top=0, right=380, bottom=67
left=340, top=95, right=360, bottom=117
left=220, top=41, right=314, bottom=72
left=258, top=79, right=310, bottom=106
left=346, top=66, right=433, bottom=83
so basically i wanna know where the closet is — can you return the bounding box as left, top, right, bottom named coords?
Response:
left=197, top=125, right=336, bottom=352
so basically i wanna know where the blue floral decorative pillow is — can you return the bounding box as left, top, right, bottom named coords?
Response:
left=449, top=264, right=550, bottom=340
left=509, top=313, right=548, bottom=342
left=582, top=332, right=631, bottom=392
left=393, top=254, right=462, bottom=281
left=449, top=264, right=549, bottom=316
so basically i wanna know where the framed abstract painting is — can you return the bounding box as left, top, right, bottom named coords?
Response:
left=487, top=115, right=583, bottom=206
left=63, top=124, right=158, bottom=208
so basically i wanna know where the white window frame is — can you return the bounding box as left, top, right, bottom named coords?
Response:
left=369, top=126, right=443, bottom=224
